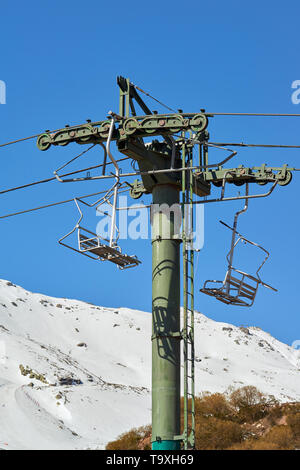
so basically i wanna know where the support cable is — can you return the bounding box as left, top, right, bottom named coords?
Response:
left=53, top=144, right=96, bottom=181
left=205, top=112, right=300, bottom=117
left=209, top=142, right=300, bottom=149
left=0, top=187, right=130, bottom=220
left=130, top=81, right=177, bottom=113
left=0, top=156, right=130, bottom=196
left=0, top=121, right=104, bottom=149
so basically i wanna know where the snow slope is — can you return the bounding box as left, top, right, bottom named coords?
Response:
left=0, top=279, right=299, bottom=450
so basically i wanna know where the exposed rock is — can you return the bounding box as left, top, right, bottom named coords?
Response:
left=240, top=327, right=251, bottom=335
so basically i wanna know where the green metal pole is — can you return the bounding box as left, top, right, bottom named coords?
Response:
left=151, top=183, right=181, bottom=451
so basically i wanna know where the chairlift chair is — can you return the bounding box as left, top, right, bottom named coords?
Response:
left=58, top=114, right=141, bottom=270
left=200, top=183, right=277, bottom=306
left=77, top=227, right=140, bottom=269
left=59, top=190, right=141, bottom=270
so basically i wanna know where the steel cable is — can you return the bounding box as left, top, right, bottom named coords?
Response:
left=0, top=156, right=130, bottom=196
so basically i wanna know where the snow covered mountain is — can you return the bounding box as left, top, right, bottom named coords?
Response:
left=0, top=279, right=299, bottom=450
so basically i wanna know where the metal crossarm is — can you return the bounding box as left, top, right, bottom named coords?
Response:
left=36, top=112, right=209, bottom=152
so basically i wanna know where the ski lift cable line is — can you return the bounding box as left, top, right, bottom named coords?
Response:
left=0, top=156, right=130, bottom=196
left=128, top=82, right=300, bottom=117
left=175, top=134, right=300, bottom=150
left=0, top=187, right=130, bottom=220
left=204, top=112, right=300, bottom=117
left=54, top=144, right=96, bottom=174
left=0, top=121, right=105, bottom=149
left=209, top=142, right=300, bottom=149
left=130, top=81, right=177, bottom=113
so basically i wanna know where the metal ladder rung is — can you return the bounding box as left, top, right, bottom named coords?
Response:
left=182, top=158, right=195, bottom=450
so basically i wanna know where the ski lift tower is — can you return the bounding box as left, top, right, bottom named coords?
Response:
left=36, top=76, right=294, bottom=450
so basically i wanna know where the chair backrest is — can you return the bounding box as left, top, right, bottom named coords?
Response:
left=225, top=269, right=259, bottom=304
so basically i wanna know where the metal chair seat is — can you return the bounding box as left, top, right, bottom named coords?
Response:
left=79, top=233, right=140, bottom=269
left=200, top=268, right=260, bottom=307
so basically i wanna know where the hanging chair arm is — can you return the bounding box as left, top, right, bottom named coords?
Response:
left=225, top=235, right=272, bottom=285
left=106, top=112, right=120, bottom=247
left=58, top=198, right=83, bottom=245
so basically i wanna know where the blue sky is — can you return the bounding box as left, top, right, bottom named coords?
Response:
left=0, top=1, right=299, bottom=346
